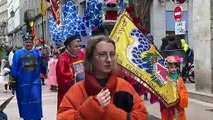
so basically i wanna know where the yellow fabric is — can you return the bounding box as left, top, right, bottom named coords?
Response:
left=181, top=39, right=189, bottom=52
left=109, top=12, right=179, bottom=107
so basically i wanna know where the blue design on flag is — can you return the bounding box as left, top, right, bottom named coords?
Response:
left=128, top=29, right=167, bottom=76
left=129, top=29, right=151, bottom=73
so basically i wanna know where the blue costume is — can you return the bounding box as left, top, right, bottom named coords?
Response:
left=10, top=48, right=43, bottom=120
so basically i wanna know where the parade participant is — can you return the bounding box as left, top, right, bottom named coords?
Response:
left=2, top=62, right=10, bottom=93
left=146, top=33, right=157, bottom=50
left=39, top=47, right=50, bottom=85
left=47, top=49, right=59, bottom=91
left=56, top=35, right=85, bottom=109
left=160, top=55, right=188, bottom=120
left=8, top=46, right=17, bottom=66
left=146, top=33, right=154, bottom=44
left=42, top=48, right=49, bottom=85
left=57, top=35, right=148, bottom=120
left=10, top=33, right=43, bottom=120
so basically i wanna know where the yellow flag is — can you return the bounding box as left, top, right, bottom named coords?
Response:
left=109, top=12, right=179, bottom=107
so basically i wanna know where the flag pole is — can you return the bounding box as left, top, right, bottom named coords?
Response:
left=41, top=0, right=45, bottom=48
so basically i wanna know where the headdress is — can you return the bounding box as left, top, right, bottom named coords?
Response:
left=22, top=32, right=34, bottom=41
left=165, top=55, right=183, bottom=63
left=64, top=35, right=81, bottom=46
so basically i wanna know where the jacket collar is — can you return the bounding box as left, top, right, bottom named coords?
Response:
left=84, top=73, right=117, bottom=96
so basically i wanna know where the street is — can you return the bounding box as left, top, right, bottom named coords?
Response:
left=0, top=81, right=57, bottom=120
left=0, top=78, right=213, bottom=120
left=146, top=97, right=213, bottom=120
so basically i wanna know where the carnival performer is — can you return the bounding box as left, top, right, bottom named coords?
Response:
left=57, top=35, right=148, bottom=120
left=146, top=33, right=157, bottom=50
left=56, top=35, right=85, bottom=109
left=10, top=33, right=44, bottom=120
left=40, top=47, right=50, bottom=85
left=160, top=55, right=188, bottom=120
left=47, top=49, right=59, bottom=91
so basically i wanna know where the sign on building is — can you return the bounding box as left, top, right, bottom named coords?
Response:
left=175, top=21, right=186, bottom=35
left=173, top=6, right=183, bottom=21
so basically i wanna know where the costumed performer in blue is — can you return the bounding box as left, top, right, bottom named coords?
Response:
left=10, top=32, right=44, bottom=120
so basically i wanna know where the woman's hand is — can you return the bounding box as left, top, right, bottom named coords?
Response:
left=96, top=88, right=111, bottom=107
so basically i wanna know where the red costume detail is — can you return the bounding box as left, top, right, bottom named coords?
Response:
left=56, top=50, right=85, bottom=109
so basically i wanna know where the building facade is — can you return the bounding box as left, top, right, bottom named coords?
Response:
left=150, top=0, right=191, bottom=49
left=7, top=0, right=51, bottom=47
left=151, top=0, right=213, bottom=93
left=192, top=0, right=213, bottom=93
left=0, top=0, right=8, bottom=45
left=7, top=0, right=22, bottom=47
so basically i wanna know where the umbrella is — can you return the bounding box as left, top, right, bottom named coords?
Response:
left=0, top=96, right=14, bottom=111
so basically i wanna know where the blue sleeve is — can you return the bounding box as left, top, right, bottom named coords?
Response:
left=37, top=49, right=46, bottom=74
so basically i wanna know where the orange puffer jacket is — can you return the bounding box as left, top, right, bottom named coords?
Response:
left=57, top=73, right=148, bottom=120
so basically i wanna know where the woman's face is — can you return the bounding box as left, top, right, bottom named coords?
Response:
left=92, top=41, right=115, bottom=77
left=168, top=64, right=178, bottom=73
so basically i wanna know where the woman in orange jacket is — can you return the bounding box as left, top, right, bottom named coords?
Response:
left=160, top=56, right=188, bottom=120
left=57, top=35, right=148, bottom=120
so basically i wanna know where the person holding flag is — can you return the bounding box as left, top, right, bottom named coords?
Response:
left=160, top=55, right=188, bottom=120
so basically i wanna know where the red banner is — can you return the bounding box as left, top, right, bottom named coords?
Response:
left=46, top=0, right=60, bottom=25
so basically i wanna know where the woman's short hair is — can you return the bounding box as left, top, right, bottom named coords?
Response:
left=84, top=35, right=116, bottom=74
